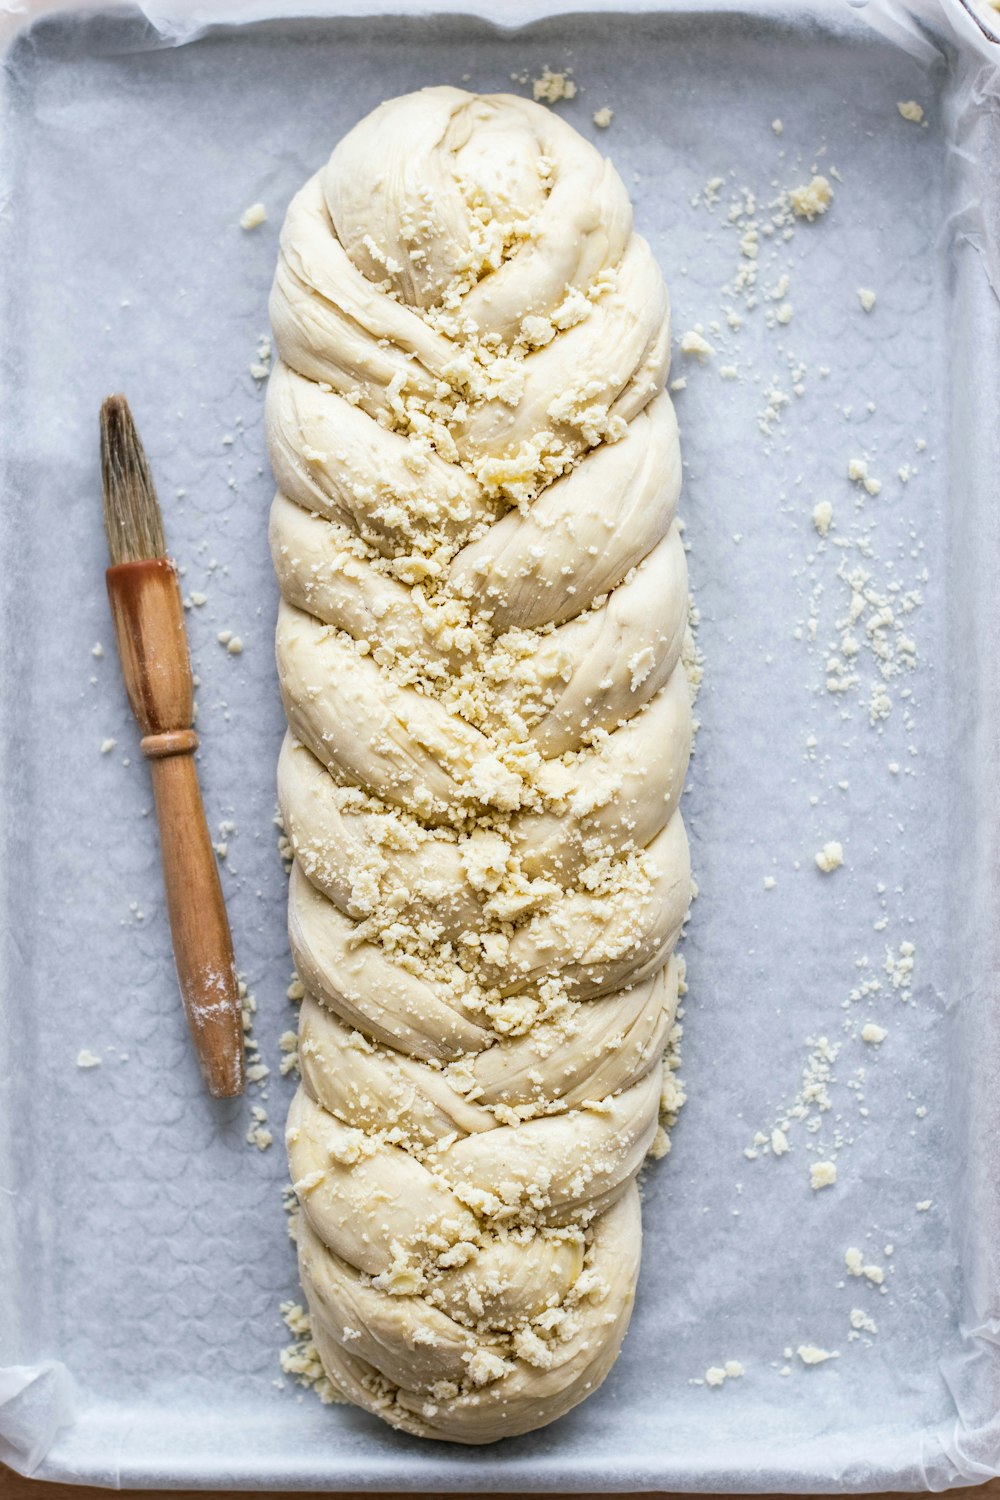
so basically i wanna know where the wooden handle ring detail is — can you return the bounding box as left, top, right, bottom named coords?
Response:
left=141, top=728, right=200, bottom=759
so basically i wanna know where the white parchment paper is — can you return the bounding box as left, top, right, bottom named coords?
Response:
left=1, top=0, right=999, bottom=1489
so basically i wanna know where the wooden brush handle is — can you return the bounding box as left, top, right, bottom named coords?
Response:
left=145, top=737, right=245, bottom=1099
left=107, top=558, right=245, bottom=1099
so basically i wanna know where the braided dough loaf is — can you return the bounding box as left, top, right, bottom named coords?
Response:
left=268, top=86, right=692, bottom=1444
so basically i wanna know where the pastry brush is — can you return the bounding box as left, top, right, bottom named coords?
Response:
left=100, top=394, right=245, bottom=1098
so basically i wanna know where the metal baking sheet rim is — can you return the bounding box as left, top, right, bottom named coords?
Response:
left=0, top=0, right=999, bottom=1491
left=1, top=0, right=999, bottom=55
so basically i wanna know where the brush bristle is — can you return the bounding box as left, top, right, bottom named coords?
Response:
left=100, top=394, right=167, bottom=566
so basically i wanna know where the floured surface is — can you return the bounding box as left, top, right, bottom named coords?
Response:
left=0, top=3, right=998, bottom=1490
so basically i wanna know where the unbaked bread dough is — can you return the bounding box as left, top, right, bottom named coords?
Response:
left=267, top=85, right=692, bottom=1444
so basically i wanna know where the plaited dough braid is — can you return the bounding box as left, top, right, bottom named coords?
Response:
left=268, top=86, right=692, bottom=1444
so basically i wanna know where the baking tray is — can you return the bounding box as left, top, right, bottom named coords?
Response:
left=1, top=0, right=999, bottom=1490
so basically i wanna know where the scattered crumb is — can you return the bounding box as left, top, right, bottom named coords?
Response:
left=670, top=376, right=688, bottom=392
left=227, top=636, right=244, bottom=656
left=916, top=1200, right=932, bottom=1212
left=810, top=1160, right=837, bottom=1190
left=845, top=1247, right=884, bottom=1283
left=815, top=841, right=844, bottom=873
left=251, top=333, right=272, bottom=382
left=532, top=67, right=576, bottom=104
left=798, top=1345, right=838, bottom=1365
left=190, top=591, right=207, bottom=607
left=679, top=329, right=716, bottom=360
left=772, top=118, right=783, bottom=135
left=850, top=1308, right=878, bottom=1334
left=861, top=1023, right=887, bottom=1045
left=218, top=631, right=232, bottom=646
left=280, top=1302, right=343, bottom=1405
left=776, top=302, right=793, bottom=326
left=720, top=364, right=739, bottom=380
left=239, top=975, right=278, bottom=1145
left=239, top=201, right=267, bottom=230
left=857, top=288, right=877, bottom=312
left=885, top=940, right=916, bottom=996
left=246, top=1103, right=273, bottom=1151
left=592, top=106, right=613, bottom=128
left=100, top=738, right=116, bottom=754
left=279, top=1030, right=301, bottom=1077
left=897, top=100, right=924, bottom=123
left=789, top=176, right=833, bottom=221
left=705, top=1360, right=744, bottom=1387
left=744, top=1035, right=838, bottom=1165
left=757, top=379, right=791, bottom=436
left=812, top=501, right=833, bottom=536
left=91, top=642, right=104, bottom=658
left=848, top=457, right=882, bottom=496
left=763, top=875, right=776, bottom=890
left=76, top=1049, right=101, bottom=1068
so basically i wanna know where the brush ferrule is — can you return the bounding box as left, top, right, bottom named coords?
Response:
left=142, top=728, right=199, bottom=759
